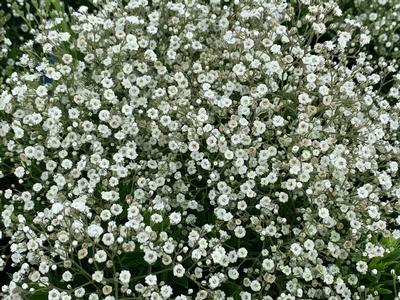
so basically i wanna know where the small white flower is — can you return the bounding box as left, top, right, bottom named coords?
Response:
left=250, top=280, right=261, bottom=292
left=102, top=233, right=115, bottom=246
left=92, top=271, right=104, bottom=283
left=233, top=63, right=247, bottom=76
left=160, top=285, right=173, bottom=298
left=290, top=243, right=303, bottom=256
left=119, top=270, right=131, bottom=285
left=169, top=212, right=182, bottom=225
left=14, top=166, right=25, bottom=178
left=173, top=264, right=185, bottom=278
left=62, top=271, right=73, bottom=282
left=144, top=250, right=158, bottom=264
left=318, top=207, right=330, bottom=219
left=262, top=259, right=275, bottom=271
left=36, top=86, right=48, bottom=97
left=298, top=93, right=311, bottom=105
left=272, top=115, right=286, bottom=127
left=94, top=250, right=107, bottom=263
left=74, top=288, right=85, bottom=298
left=145, top=274, right=157, bottom=286
left=48, top=289, right=60, bottom=300
left=87, top=224, right=103, bottom=239
left=356, top=261, right=368, bottom=274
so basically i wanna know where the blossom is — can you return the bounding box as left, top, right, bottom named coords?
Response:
left=119, top=270, right=131, bottom=285
left=173, top=264, right=185, bottom=278
left=0, top=0, right=399, bottom=299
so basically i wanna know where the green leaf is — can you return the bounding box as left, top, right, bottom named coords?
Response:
left=382, top=249, right=400, bottom=263
left=31, top=0, right=39, bottom=10
left=370, top=259, right=398, bottom=271
left=395, top=264, right=400, bottom=274
left=381, top=237, right=400, bottom=248
left=365, top=272, right=380, bottom=283
left=369, top=249, right=400, bottom=271
left=50, top=0, right=63, bottom=13
left=375, top=288, right=392, bottom=295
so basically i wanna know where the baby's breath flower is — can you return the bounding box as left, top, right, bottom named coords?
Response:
left=119, top=270, right=131, bottom=285
left=0, top=1, right=399, bottom=299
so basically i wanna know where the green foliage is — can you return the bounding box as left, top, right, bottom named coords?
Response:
left=363, top=237, right=400, bottom=296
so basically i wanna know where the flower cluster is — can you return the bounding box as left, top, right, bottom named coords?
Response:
left=345, top=0, right=400, bottom=60
left=1, top=0, right=400, bottom=299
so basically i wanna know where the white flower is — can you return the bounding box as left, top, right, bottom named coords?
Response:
left=173, top=264, right=185, bottom=278
left=62, top=54, right=73, bottom=64
left=265, top=60, right=282, bottom=75
left=62, top=271, right=73, bottom=282
left=303, top=268, right=313, bottom=282
left=169, top=212, right=182, bottom=225
left=290, top=243, right=303, bottom=256
left=119, top=270, right=131, bottom=285
left=262, top=259, right=275, bottom=271
left=48, top=289, right=60, bottom=300
left=228, top=268, right=239, bottom=280
left=298, top=93, right=311, bottom=105
left=1, top=0, right=400, bottom=297
left=318, top=207, right=330, bottom=219
left=160, top=285, right=173, bottom=298
left=92, top=270, right=104, bottom=283
left=250, top=280, right=261, bottom=292
left=234, top=226, right=246, bottom=238
left=74, top=288, right=85, bottom=298
left=334, top=157, right=347, bottom=170
left=144, top=250, right=158, bottom=264
left=240, top=291, right=252, bottom=300
left=87, top=224, right=104, bottom=239
left=36, top=86, right=48, bottom=97
left=272, top=115, right=286, bottom=127
left=102, top=233, right=115, bottom=246
left=208, top=274, right=221, bottom=289
left=94, top=250, right=107, bottom=263
left=233, top=63, right=247, bottom=76
left=368, top=206, right=380, bottom=219
left=357, top=185, right=370, bottom=198
left=237, top=248, right=248, bottom=258
left=51, top=203, right=64, bottom=215
left=71, top=197, right=87, bottom=212
left=360, top=33, right=371, bottom=46
left=14, top=166, right=25, bottom=178
left=145, top=274, right=157, bottom=286
left=217, top=194, right=230, bottom=206
left=356, top=261, right=368, bottom=274
left=338, top=31, right=352, bottom=49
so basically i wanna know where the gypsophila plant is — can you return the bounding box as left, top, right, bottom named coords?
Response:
left=1, top=0, right=400, bottom=299
left=0, top=0, right=95, bottom=83
left=342, top=0, right=400, bottom=61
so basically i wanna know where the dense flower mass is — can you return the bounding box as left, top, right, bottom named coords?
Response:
left=1, top=0, right=400, bottom=299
